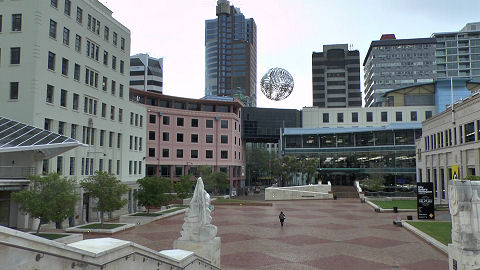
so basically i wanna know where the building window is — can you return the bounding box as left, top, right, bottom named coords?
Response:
left=60, top=89, right=67, bottom=107
left=425, top=111, right=432, bottom=119
left=366, top=112, right=373, bottom=122
left=85, top=67, right=99, bottom=87
left=69, top=157, right=75, bottom=175
left=12, top=14, right=22, bottom=31
left=57, top=156, right=63, bottom=174
left=337, top=113, right=343, bottom=123
left=102, top=76, right=108, bottom=91
left=104, top=26, right=109, bottom=41
left=10, top=47, right=20, bottom=64
left=113, top=32, right=117, bottom=46
left=149, top=114, right=156, bottom=124
left=74, top=63, right=80, bottom=80
left=61, top=58, right=69, bottom=76
left=118, top=108, right=123, bottom=122
left=322, top=113, right=329, bottom=123
left=396, top=112, right=402, bottom=122
left=149, top=131, right=155, bottom=140
left=121, top=37, right=125, bottom=50
left=163, top=132, right=169, bottom=141
left=109, top=132, right=113, bottom=147
left=49, top=19, right=57, bottom=39
left=75, top=35, right=81, bottom=52
left=10, top=82, right=19, bottom=100
left=206, top=119, right=213, bottom=128
left=0, top=15, right=2, bottom=32
left=191, top=134, right=198, bottom=143
left=71, top=124, right=77, bottom=139
left=58, top=121, right=65, bottom=135
left=51, top=0, right=58, bottom=8
left=177, top=133, right=184, bottom=142
left=465, top=122, right=475, bottom=142
left=116, top=160, right=120, bottom=175
left=221, top=151, right=228, bottom=159
left=112, top=56, right=117, bottom=70
left=111, top=80, right=116, bottom=95
left=44, top=118, right=52, bottom=131
left=100, top=130, right=105, bottom=146
left=46, top=85, right=54, bottom=103
left=117, top=133, right=121, bottom=148
left=76, top=7, right=83, bottom=24
left=110, top=106, right=115, bottom=120
left=206, top=134, right=213, bottom=143
left=101, top=103, right=106, bottom=117
left=64, top=0, right=71, bottom=15
left=411, top=111, right=417, bottom=121
left=163, top=116, right=170, bottom=125
left=120, top=60, right=124, bottom=74
left=103, top=50, right=108, bottom=65
left=86, top=40, right=99, bottom=60
left=221, top=135, right=228, bottom=144
left=206, top=150, right=213, bottom=159
left=148, top=148, right=155, bottom=157
left=177, top=117, right=184, bottom=126
left=352, top=112, right=358, bottom=122
left=221, top=120, right=228, bottom=128
left=162, top=149, right=169, bottom=158
left=381, top=111, right=387, bottom=122
left=177, top=149, right=183, bottom=158
left=119, top=84, right=124, bottom=97
left=48, top=51, right=55, bottom=70
left=191, top=150, right=198, bottom=158
left=63, top=27, right=70, bottom=45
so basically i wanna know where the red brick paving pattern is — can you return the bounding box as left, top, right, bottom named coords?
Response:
left=86, top=199, right=447, bottom=270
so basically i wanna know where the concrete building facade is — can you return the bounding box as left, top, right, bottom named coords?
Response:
left=0, top=0, right=146, bottom=225
left=205, top=0, right=257, bottom=107
left=312, top=44, right=362, bottom=108
left=130, top=89, right=246, bottom=193
left=416, top=90, right=480, bottom=204
left=363, top=34, right=436, bottom=107
left=433, top=22, right=480, bottom=81
left=130, top=53, right=163, bottom=93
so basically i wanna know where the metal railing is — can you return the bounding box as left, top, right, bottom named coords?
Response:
left=0, top=166, right=36, bottom=178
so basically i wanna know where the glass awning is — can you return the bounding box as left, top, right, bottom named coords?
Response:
left=0, top=116, right=86, bottom=158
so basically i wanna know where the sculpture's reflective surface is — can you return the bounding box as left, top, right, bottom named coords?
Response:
left=260, top=68, right=294, bottom=101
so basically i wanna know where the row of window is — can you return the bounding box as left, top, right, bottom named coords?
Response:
left=320, top=111, right=432, bottom=123
left=130, top=113, right=143, bottom=127
left=148, top=131, right=241, bottom=145
left=43, top=156, right=125, bottom=176
left=50, top=0, right=126, bottom=51
left=149, top=114, right=231, bottom=129
left=44, top=85, right=125, bottom=123
left=0, top=14, right=22, bottom=32
left=149, top=165, right=242, bottom=179
left=129, top=136, right=143, bottom=151
left=424, top=120, right=480, bottom=151
left=151, top=148, right=239, bottom=160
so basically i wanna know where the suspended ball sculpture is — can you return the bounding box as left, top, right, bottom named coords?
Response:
left=260, top=67, right=294, bottom=101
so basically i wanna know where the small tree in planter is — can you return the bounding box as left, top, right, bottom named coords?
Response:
left=136, top=176, right=173, bottom=213
left=80, top=171, right=128, bottom=227
left=174, top=174, right=194, bottom=200
left=12, top=173, right=78, bottom=233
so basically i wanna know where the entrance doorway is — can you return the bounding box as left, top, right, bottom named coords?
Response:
left=0, top=191, right=11, bottom=227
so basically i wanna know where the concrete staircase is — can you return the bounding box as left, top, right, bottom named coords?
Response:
left=332, top=185, right=359, bottom=199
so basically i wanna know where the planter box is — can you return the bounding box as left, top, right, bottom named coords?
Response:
left=119, top=208, right=188, bottom=226
left=66, top=223, right=135, bottom=234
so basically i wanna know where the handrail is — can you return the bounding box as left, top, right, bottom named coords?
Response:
left=0, top=240, right=220, bottom=270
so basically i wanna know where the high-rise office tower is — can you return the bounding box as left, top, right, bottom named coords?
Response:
left=312, top=44, right=362, bottom=108
left=205, top=0, right=257, bottom=107
left=130, top=53, right=163, bottom=93
left=0, top=0, right=146, bottom=224
left=363, top=34, right=436, bottom=107
left=433, top=22, right=480, bottom=80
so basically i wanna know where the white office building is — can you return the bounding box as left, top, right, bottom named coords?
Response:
left=0, top=0, right=146, bottom=225
left=130, top=53, right=163, bottom=93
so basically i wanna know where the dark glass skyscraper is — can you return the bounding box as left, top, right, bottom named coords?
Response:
left=205, top=0, right=257, bottom=106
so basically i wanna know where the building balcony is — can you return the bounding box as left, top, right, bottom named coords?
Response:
left=0, top=166, right=36, bottom=179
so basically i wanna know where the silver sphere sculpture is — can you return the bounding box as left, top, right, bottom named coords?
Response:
left=260, top=68, right=294, bottom=101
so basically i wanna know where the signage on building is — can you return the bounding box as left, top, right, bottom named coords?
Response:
left=417, top=182, right=435, bottom=219
left=452, top=165, right=459, bottom=179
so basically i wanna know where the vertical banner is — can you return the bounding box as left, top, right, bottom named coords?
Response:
left=452, top=165, right=459, bottom=179
left=417, top=182, right=435, bottom=219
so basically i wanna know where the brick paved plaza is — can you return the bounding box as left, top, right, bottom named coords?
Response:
left=88, top=199, right=447, bottom=270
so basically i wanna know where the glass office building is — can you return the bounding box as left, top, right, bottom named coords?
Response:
left=282, top=123, right=421, bottom=185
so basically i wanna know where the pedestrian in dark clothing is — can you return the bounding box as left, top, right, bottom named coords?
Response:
left=279, top=211, right=286, bottom=227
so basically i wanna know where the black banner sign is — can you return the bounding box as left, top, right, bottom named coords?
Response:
left=417, top=182, right=435, bottom=220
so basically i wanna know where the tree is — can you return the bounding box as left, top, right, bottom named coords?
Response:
left=174, top=174, right=194, bottom=200
left=198, top=165, right=213, bottom=178
left=246, top=148, right=271, bottom=185
left=80, top=171, right=128, bottom=225
left=360, top=177, right=385, bottom=192
left=208, top=171, right=229, bottom=195
left=302, top=157, right=319, bottom=185
left=12, top=173, right=78, bottom=233
left=136, top=176, right=173, bottom=213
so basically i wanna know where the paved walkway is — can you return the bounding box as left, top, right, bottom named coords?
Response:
left=86, top=199, right=447, bottom=270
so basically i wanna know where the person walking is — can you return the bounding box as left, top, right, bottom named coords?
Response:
left=279, top=211, right=286, bottom=227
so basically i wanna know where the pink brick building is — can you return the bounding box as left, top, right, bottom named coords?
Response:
left=130, top=89, right=246, bottom=193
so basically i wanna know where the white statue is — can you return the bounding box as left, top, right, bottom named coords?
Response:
left=178, top=177, right=217, bottom=242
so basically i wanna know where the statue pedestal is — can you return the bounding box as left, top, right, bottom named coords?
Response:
left=174, top=237, right=221, bottom=268
left=449, top=244, right=480, bottom=270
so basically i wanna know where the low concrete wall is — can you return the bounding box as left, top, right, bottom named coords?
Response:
left=265, top=184, right=332, bottom=201
left=0, top=225, right=219, bottom=270
left=119, top=208, right=187, bottom=226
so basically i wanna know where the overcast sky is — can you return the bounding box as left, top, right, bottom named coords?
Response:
left=100, top=0, right=480, bottom=109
